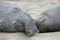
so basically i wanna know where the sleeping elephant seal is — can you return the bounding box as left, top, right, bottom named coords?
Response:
left=36, top=6, right=60, bottom=33
left=0, top=2, right=39, bottom=36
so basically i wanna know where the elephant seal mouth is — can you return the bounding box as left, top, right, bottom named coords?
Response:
left=25, top=30, right=37, bottom=37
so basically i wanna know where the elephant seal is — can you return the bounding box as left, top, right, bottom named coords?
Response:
left=36, top=6, right=60, bottom=33
left=0, top=2, right=39, bottom=36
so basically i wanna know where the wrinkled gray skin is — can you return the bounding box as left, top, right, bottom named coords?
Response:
left=0, top=2, right=39, bottom=36
left=36, top=6, right=60, bottom=33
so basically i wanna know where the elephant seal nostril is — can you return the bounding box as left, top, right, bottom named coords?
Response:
left=27, top=32, right=30, bottom=34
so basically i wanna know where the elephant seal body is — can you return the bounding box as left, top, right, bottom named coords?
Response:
left=0, top=2, right=39, bottom=36
left=36, top=6, right=60, bottom=33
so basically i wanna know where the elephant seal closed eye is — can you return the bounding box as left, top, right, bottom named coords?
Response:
left=0, top=2, right=39, bottom=36
left=36, top=6, right=60, bottom=33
